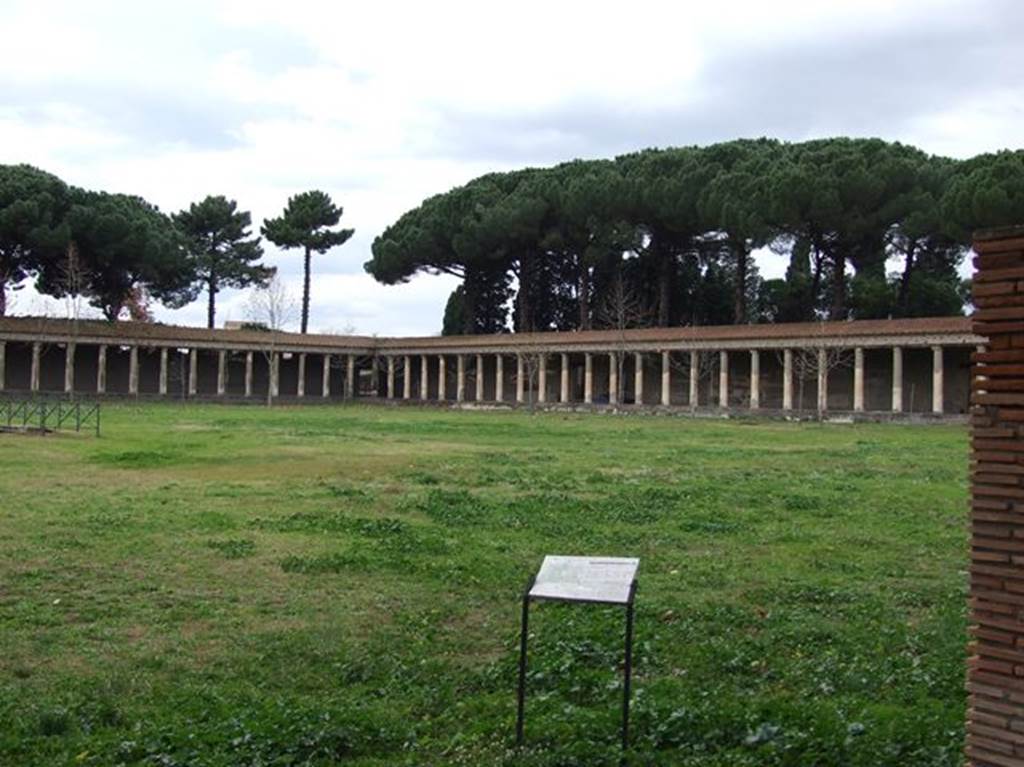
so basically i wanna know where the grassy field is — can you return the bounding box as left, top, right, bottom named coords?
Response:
left=0, top=403, right=969, bottom=766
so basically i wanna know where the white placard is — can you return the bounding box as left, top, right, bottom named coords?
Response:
left=529, top=555, right=639, bottom=604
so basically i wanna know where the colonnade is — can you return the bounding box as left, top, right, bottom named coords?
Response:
left=0, top=337, right=958, bottom=415
left=376, top=345, right=952, bottom=414
left=0, top=341, right=364, bottom=400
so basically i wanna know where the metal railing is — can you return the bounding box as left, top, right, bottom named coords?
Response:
left=0, top=399, right=100, bottom=436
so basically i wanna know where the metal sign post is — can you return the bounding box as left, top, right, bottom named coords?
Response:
left=516, top=556, right=639, bottom=751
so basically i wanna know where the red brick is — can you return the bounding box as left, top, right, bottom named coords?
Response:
left=976, top=463, right=1024, bottom=475
left=977, top=295, right=1024, bottom=310
left=975, top=380, right=1024, bottom=392
left=969, top=231, right=1024, bottom=759
left=973, top=627, right=1017, bottom=645
left=976, top=440, right=1024, bottom=453
left=976, top=393, right=1024, bottom=406
left=976, top=536, right=1024, bottom=552
left=972, top=697, right=1021, bottom=717
left=974, top=266, right=1024, bottom=284
left=975, top=351, right=1024, bottom=363
left=976, top=251, right=1024, bottom=269
left=976, top=451, right=1018, bottom=463
left=976, top=473, right=1024, bottom=486
left=977, top=307, right=1024, bottom=322
left=974, top=236, right=1024, bottom=255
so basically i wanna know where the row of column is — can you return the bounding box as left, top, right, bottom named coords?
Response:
left=0, top=341, right=948, bottom=413
left=378, top=346, right=948, bottom=414
left=3, top=342, right=362, bottom=400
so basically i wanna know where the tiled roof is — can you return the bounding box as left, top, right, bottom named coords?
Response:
left=378, top=316, right=975, bottom=349
left=0, top=314, right=977, bottom=351
left=0, top=316, right=376, bottom=349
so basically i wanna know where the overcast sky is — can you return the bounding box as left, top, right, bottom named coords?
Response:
left=2, top=0, right=1021, bottom=335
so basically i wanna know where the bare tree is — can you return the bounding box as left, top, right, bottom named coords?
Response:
left=777, top=330, right=852, bottom=415
left=666, top=349, right=720, bottom=409
left=245, top=276, right=298, bottom=406
left=516, top=347, right=547, bottom=409
left=55, top=243, right=88, bottom=322
left=596, top=273, right=652, bottom=404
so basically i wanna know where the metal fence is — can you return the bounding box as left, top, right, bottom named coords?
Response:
left=0, top=399, right=100, bottom=436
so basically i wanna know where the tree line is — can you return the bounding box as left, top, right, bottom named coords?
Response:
left=0, top=166, right=354, bottom=332
left=366, top=138, right=1024, bottom=335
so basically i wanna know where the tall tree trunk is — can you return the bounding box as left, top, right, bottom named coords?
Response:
left=732, top=239, right=748, bottom=324
left=0, top=277, right=6, bottom=317
left=829, top=251, right=847, bottom=320
left=301, top=245, right=311, bottom=334
left=207, top=275, right=218, bottom=329
left=578, top=263, right=591, bottom=330
left=897, top=242, right=917, bottom=317
left=656, top=245, right=671, bottom=327
left=516, top=252, right=534, bottom=333
left=462, top=271, right=478, bottom=335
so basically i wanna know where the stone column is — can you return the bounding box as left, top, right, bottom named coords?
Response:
left=516, top=355, right=525, bottom=404
left=609, top=353, right=618, bottom=406
left=270, top=352, right=280, bottom=398
left=129, top=346, right=139, bottom=395
left=495, top=355, right=505, bottom=402
left=718, top=350, right=729, bottom=408
left=420, top=356, right=429, bottom=400
left=159, top=348, right=168, bottom=396
left=437, top=355, right=446, bottom=401
left=689, top=350, right=699, bottom=408
left=387, top=356, right=396, bottom=399
left=29, top=342, right=41, bottom=392
left=932, top=345, right=944, bottom=414
left=245, top=352, right=254, bottom=398
left=537, top=354, right=547, bottom=404
left=560, top=353, right=570, bottom=403
left=892, top=346, right=903, bottom=413
left=749, top=349, right=760, bottom=410
left=661, top=351, right=670, bottom=406
left=217, top=350, right=227, bottom=396
left=456, top=355, right=466, bottom=402
left=404, top=355, right=412, bottom=400
left=346, top=354, right=356, bottom=399
left=189, top=349, right=198, bottom=396
left=322, top=354, right=332, bottom=398
left=475, top=354, right=484, bottom=401
left=0, top=341, right=5, bottom=391
left=97, top=345, right=107, bottom=394
left=634, top=352, right=644, bottom=406
left=296, top=353, right=306, bottom=398
left=584, top=353, right=593, bottom=404
left=783, top=349, right=793, bottom=411
left=817, top=348, right=828, bottom=413
left=64, top=343, right=76, bottom=394
left=853, top=347, right=865, bottom=412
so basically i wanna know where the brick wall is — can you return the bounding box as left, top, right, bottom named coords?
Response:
left=968, top=224, right=1024, bottom=767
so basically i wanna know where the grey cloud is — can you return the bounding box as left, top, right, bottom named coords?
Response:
left=1, top=13, right=318, bottom=152
left=426, top=0, right=1024, bottom=166
left=4, top=83, right=274, bottom=151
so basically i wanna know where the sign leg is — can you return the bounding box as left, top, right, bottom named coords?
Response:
left=516, top=593, right=530, bottom=745
left=623, top=592, right=635, bottom=751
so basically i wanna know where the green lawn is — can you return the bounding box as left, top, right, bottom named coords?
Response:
left=0, top=403, right=969, bottom=766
